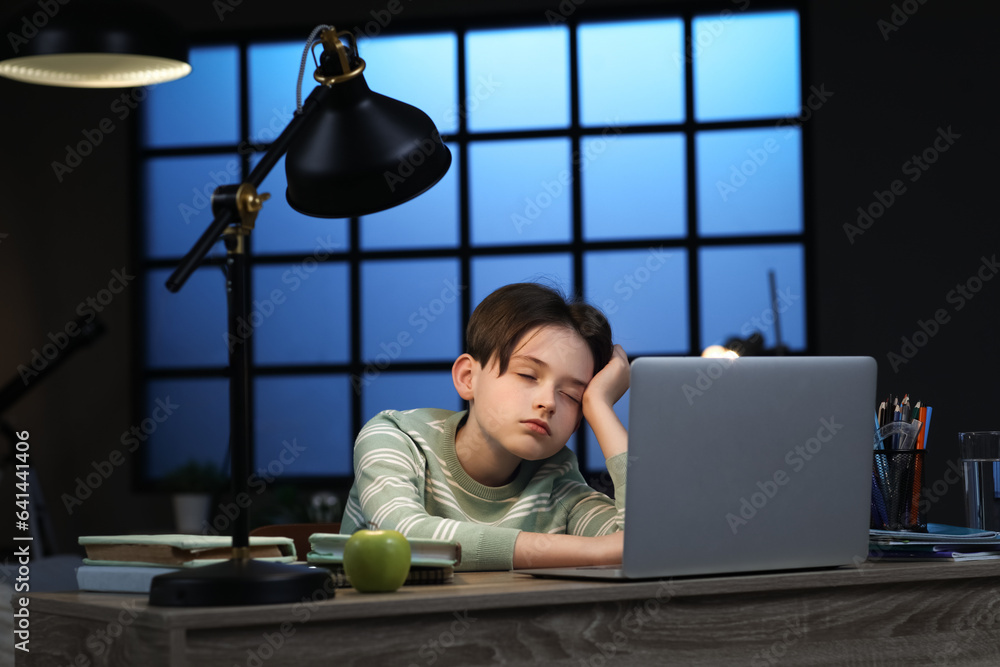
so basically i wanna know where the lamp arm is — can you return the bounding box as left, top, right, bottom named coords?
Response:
left=164, top=84, right=332, bottom=293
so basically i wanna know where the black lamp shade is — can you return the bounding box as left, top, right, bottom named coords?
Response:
left=0, top=0, right=190, bottom=87
left=285, top=75, right=452, bottom=218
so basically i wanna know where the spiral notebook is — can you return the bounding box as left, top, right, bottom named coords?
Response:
left=517, top=356, right=878, bottom=581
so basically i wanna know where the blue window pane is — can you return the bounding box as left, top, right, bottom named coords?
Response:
left=471, top=254, right=573, bottom=308
left=251, top=153, right=350, bottom=255
left=358, top=33, right=459, bottom=135
left=361, top=143, right=459, bottom=250
left=470, top=138, right=572, bottom=246
left=248, top=42, right=301, bottom=145
left=255, top=375, right=353, bottom=477
left=143, top=46, right=240, bottom=148
left=252, top=263, right=350, bottom=365
left=361, top=372, right=463, bottom=423
left=144, top=154, right=241, bottom=259
left=579, top=20, right=684, bottom=126
left=699, top=244, right=805, bottom=352
left=583, top=388, right=630, bottom=473
left=582, top=133, right=686, bottom=241
left=584, top=249, right=688, bottom=355
left=144, top=378, right=229, bottom=481
left=696, top=127, right=802, bottom=236
left=361, top=258, right=461, bottom=363
left=693, top=11, right=800, bottom=122
left=146, top=268, right=227, bottom=368
left=466, top=27, right=569, bottom=131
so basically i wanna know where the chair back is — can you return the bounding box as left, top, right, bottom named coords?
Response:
left=249, top=522, right=341, bottom=561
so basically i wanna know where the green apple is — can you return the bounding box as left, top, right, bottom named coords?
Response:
left=342, top=529, right=411, bottom=593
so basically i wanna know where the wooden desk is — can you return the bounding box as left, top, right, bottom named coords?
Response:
left=19, top=560, right=1000, bottom=666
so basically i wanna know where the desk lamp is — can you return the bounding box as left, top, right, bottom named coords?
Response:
left=150, top=25, right=451, bottom=606
left=3, top=6, right=452, bottom=604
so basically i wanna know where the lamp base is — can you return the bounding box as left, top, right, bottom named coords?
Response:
left=149, top=558, right=333, bottom=606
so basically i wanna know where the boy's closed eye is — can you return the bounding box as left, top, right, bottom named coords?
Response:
left=561, top=390, right=582, bottom=404
left=514, top=371, right=582, bottom=403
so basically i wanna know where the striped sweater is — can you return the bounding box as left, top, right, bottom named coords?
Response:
left=340, top=408, right=627, bottom=571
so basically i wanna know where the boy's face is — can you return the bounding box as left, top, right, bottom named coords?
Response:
left=466, top=325, right=594, bottom=461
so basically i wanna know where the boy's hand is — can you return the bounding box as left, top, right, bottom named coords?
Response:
left=583, top=344, right=629, bottom=411
left=582, top=345, right=629, bottom=460
left=513, top=530, right=624, bottom=568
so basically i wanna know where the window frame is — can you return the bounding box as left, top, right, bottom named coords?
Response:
left=132, top=0, right=813, bottom=492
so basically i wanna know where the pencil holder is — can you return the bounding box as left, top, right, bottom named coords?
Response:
left=871, top=449, right=926, bottom=532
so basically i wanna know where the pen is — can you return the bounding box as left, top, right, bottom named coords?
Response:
left=921, top=406, right=932, bottom=449
left=892, top=406, right=902, bottom=449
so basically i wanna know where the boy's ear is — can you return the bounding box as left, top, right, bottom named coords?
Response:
left=452, top=353, right=477, bottom=401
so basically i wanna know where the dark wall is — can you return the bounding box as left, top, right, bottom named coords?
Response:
left=0, top=0, right=995, bottom=552
left=808, top=1, right=999, bottom=525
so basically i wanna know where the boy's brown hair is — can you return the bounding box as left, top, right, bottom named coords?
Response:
left=466, top=283, right=613, bottom=376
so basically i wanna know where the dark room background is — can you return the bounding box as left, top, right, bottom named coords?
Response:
left=0, top=0, right=996, bottom=554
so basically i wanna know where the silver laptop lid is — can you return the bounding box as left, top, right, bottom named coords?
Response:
left=623, top=356, right=877, bottom=578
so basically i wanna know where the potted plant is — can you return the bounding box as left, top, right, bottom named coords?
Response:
left=161, top=460, right=228, bottom=534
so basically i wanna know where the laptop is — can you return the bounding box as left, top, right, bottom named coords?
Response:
left=518, top=355, right=877, bottom=580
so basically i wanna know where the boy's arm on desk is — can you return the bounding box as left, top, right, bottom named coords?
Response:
left=512, top=531, right=623, bottom=569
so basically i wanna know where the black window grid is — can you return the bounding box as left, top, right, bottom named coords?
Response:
left=132, top=2, right=814, bottom=489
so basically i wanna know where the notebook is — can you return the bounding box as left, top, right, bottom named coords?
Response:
left=518, top=355, right=877, bottom=580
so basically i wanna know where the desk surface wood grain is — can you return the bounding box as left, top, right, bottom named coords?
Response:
left=21, top=560, right=1000, bottom=667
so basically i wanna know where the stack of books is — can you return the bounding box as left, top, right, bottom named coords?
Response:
left=869, top=523, right=1000, bottom=561
left=75, top=534, right=297, bottom=593
left=307, top=532, right=461, bottom=587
